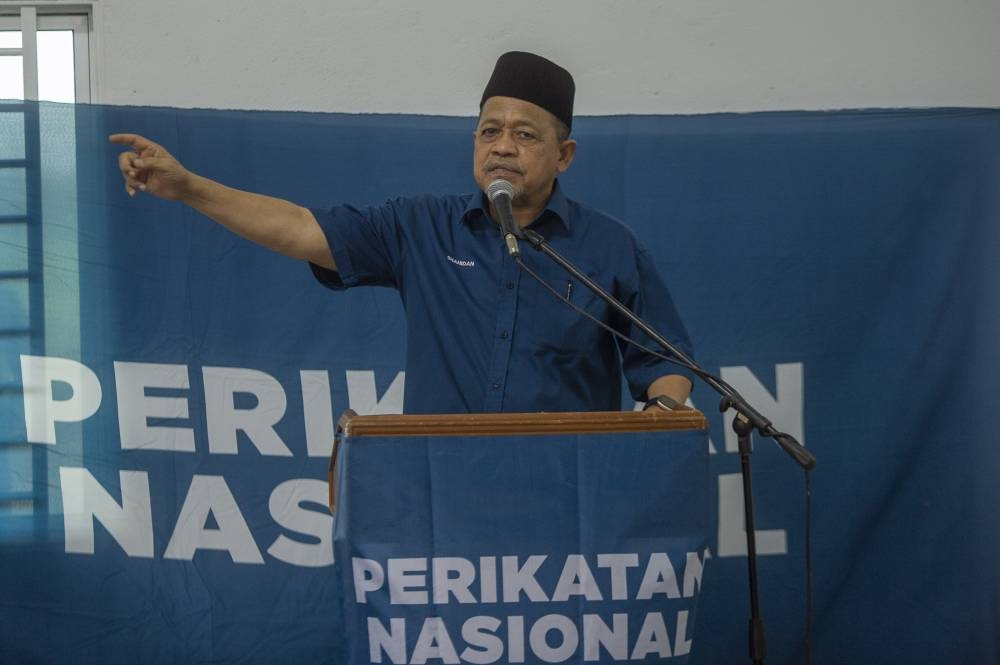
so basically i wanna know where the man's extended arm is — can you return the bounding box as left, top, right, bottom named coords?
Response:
left=109, top=133, right=335, bottom=270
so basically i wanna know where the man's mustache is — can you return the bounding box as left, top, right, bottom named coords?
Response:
left=483, top=161, right=524, bottom=175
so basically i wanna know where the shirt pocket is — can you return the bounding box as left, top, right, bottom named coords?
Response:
left=520, top=270, right=612, bottom=352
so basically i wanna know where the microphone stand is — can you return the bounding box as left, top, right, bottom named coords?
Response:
left=519, top=228, right=816, bottom=665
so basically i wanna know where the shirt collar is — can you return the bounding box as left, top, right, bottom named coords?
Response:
left=462, top=179, right=571, bottom=231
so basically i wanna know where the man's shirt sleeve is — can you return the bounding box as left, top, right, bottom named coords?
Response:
left=618, top=246, right=697, bottom=400
left=308, top=202, right=403, bottom=290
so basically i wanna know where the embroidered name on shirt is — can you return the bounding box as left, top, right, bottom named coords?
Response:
left=447, top=255, right=475, bottom=268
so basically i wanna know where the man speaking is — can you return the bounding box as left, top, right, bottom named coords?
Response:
left=111, top=51, right=694, bottom=414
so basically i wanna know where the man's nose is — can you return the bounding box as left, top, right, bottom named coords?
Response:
left=491, top=130, right=517, bottom=155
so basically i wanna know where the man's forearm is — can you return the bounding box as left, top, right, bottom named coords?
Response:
left=183, top=174, right=335, bottom=269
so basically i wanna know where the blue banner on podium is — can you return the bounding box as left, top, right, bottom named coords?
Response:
left=332, top=428, right=710, bottom=664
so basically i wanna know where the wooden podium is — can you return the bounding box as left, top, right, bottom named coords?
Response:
left=328, top=409, right=711, bottom=664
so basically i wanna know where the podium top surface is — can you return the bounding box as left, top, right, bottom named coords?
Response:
left=338, top=409, right=708, bottom=438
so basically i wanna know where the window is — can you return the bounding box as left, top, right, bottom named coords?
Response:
left=0, top=8, right=91, bottom=102
left=0, top=6, right=91, bottom=538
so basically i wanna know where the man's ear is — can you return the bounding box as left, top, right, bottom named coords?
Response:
left=557, top=139, right=577, bottom=173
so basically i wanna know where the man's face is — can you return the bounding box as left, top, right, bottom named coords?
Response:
left=473, top=96, right=576, bottom=216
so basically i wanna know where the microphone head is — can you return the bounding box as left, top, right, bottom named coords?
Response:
left=486, top=179, right=515, bottom=202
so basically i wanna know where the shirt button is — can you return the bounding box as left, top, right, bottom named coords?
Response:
left=491, top=382, right=501, bottom=390
left=505, top=281, right=515, bottom=289
left=500, top=330, right=509, bottom=339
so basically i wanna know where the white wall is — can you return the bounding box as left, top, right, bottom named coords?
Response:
left=93, top=0, right=1000, bottom=114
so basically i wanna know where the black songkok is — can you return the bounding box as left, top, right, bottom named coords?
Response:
left=480, top=51, right=576, bottom=132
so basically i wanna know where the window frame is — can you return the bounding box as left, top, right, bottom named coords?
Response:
left=0, top=6, right=92, bottom=102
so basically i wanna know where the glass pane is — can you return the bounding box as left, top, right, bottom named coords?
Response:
left=0, top=223, right=28, bottom=272
left=0, top=445, right=32, bottom=483
left=0, top=111, right=25, bottom=159
left=0, top=393, right=29, bottom=443
left=0, top=168, right=27, bottom=216
left=0, top=55, right=23, bottom=100
left=0, top=285, right=30, bottom=373
left=38, top=31, right=75, bottom=103
left=0, top=31, right=21, bottom=49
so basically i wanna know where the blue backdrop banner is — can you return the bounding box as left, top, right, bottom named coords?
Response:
left=0, top=103, right=998, bottom=664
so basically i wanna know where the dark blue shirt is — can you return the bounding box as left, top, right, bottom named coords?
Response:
left=310, top=181, right=694, bottom=414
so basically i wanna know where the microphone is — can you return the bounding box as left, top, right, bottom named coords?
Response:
left=486, top=179, right=521, bottom=259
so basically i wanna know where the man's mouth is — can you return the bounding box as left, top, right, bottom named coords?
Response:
left=485, top=163, right=523, bottom=177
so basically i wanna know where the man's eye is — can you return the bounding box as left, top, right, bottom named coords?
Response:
left=480, top=128, right=499, bottom=137
left=517, top=131, right=536, bottom=141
